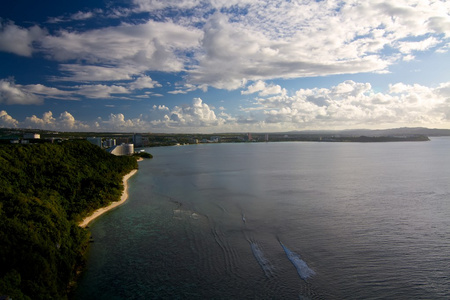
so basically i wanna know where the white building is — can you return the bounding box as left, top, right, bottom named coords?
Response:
left=24, top=133, right=40, bottom=139
left=107, top=143, right=134, bottom=156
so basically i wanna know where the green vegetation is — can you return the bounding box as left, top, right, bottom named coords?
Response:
left=0, top=141, right=138, bottom=299
left=133, top=152, right=153, bottom=159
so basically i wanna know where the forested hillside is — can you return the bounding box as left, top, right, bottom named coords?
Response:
left=0, top=141, right=138, bottom=299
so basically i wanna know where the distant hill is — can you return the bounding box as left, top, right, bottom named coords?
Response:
left=288, top=127, right=450, bottom=137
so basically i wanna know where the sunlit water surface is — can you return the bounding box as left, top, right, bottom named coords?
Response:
left=74, top=138, right=450, bottom=299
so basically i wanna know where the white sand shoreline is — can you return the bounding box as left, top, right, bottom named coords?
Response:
left=79, top=168, right=138, bottom=228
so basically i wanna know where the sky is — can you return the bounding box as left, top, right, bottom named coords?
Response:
left=0, top=0, right=449, bottom=133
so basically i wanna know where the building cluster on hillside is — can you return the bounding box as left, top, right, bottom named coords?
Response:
left=0, top=132, right=62, bottom=144
left=0, top=132, right=42, bottom=144
left=1, top=129, right=275, bottom=156
left=87, top=136, right=136, bottom=156
left=86, top=133, right=156, bottom=156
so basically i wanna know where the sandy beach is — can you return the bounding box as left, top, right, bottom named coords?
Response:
left=79, top=169, right=138, bottom=228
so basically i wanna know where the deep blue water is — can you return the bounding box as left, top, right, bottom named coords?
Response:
left=74, top=138, right=450, bottom=299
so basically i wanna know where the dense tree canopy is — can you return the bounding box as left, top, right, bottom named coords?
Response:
left=0, top=141, right=138, bottom=299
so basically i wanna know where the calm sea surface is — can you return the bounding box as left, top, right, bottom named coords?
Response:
left=74, top=138, right=450, bottom=299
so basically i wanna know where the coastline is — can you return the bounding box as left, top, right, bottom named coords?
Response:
left=79, top=168, right=138, bottom=228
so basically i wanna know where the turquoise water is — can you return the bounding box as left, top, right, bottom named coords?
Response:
left=74, top=138, right=450, bottom=299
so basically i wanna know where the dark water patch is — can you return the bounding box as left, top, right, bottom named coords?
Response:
left=75, top=139, right=450, bottom=299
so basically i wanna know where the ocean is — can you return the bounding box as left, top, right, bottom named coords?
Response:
left=74, top=137, right=450, bottom=299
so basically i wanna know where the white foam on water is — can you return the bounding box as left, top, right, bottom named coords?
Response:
left=280, top=242, right=315, bottom=280
left=250, top=241, right=274, bottom=277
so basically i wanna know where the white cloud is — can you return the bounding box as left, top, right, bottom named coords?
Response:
left=71, top=11, right=95, bottom=21
left=148, top=97, right=227, bottom=130
left=241, top=80, right=286, bottom=96
left=132, top=0, right=201, bottom=12
left=72, top=84, right=130, bottom=98
left=397, top=37, right=440, bottom=54
left=3, top=78, right=449, bottom=132
left=100, top=113, right=146, bottom=131
left=152, top=104, right=169, bottom=111
left=47, top=10, right=98, bottom=23
left=59, top=111, right=80, bottom=129
left=2, top=1, right=448, bottom=90
left=167, top=83, right=206, bottom=94
left=129, top=75, right=162, bottom=90
left=169, top=97, right=223, bottom=127
left=255, top=80, right=450, bottom=129
left=24, top=111, right=56, bottom=127
left=41, top=19, right=202, bottom=71
left=436, top=82, right=450, bottom=98
left=189, top=7, right=393, bottom=88
left=0, top=22, right=45, bottom=56
left=1, top=77, right=157, bottom=103
left=23, top=83, right=78, bottom=100
left=186, top=0, right=450, bottom=88
left=0, top=79, right=43, bottom=105
left=0, top=110, right=19, bottom=127
left=23, top=111, right=88, bottom=130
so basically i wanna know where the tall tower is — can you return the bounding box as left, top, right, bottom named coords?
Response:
left=248, top=132, right=252, bottom=141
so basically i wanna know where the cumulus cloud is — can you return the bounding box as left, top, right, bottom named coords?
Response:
left=5, top=109, right=148, bottom=132
left=99, top=113, right=146, bottom=131
left=0, top=79, right=43, bottom=105
left=24, top=111, right=56, bottom=128
left=255, top=80, right=450, bottom=129
left=23, top=111, right=89, bottom=130
left=168, top=98, right=222, bottom=127
left=0, top=110, right=19, bottom=127
left=148, top=98, right=227, bottom=130
left=2, top=78, right=449, bottom=132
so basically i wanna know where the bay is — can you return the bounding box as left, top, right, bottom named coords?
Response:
left=74, top=137, right=450, bottom=299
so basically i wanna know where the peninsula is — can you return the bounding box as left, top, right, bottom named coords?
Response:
left=0, top=141, right=138, bottom=300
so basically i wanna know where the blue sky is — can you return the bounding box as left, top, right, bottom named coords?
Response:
left=1, top=0, right=449, bottom=133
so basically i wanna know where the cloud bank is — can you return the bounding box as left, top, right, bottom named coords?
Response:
left=2, top=80, right=449, bottom=132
